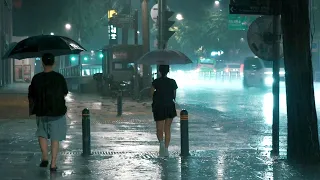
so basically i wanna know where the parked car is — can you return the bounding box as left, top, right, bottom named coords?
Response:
left=243, top=56, right=285, bottom=88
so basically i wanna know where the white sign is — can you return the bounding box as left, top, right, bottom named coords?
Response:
left=154, top=39, right=158, bottom=48
left=150, top=4, right=171, bottom=23
left=150, top=4, right=158, bottom=22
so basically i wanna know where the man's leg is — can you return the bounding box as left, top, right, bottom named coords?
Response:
left=49, top=115, right=67, bottom=169
left=36, top=117, right=49, bottom=167
left=38, top=137, right=48, bottom=161
left=50, top=140, right=59, bottom=168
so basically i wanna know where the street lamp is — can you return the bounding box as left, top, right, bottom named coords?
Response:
left=50, top=32, right=54, bottom=35
left=65, top=23, right=71, bottom=30
left=214, top=0, right=220, bottom=6
left=176, top=13, right=184, bottom=21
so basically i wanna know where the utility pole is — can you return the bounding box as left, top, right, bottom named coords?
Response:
left=158, top=0, right=166, bottom=49
left=78, top=0, right=82, bottom=92
left=122, top=0, right=131, bottom=45
left=133, top=9, right=140, bottom=99
left=133, top=9, right=139, bottom=45
left=271, top=0, right=281, bottom=156
left=141, top=0, right=151, bottom=88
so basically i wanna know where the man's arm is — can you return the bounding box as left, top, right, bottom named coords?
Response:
left=28, top=78, right=36, bottom=116
left=28, top=78, right=35, bottom=99
left=62, top=77, right=69, bottom=96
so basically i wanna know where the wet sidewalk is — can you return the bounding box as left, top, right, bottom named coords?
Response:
left=1, top=114, right=318, bottom=180
left=0, top=90, right=320, bottom=179
left=0, top=82, right=29, bottom=94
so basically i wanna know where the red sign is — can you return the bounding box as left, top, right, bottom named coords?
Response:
left=113, top=52, right=128, bottom=60
left=13, top=0, right=22, bottom=8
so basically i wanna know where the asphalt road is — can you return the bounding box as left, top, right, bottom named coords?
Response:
left=175, top=79, right=320, bottom=155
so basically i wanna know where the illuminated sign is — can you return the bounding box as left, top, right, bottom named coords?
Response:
left=108, top=25, right=117, bottom=40
left=113, top=52, right=128, bottom=60
left=108, top=10, right=117, bottom=19
left=108, top=25, right=118, bottom=45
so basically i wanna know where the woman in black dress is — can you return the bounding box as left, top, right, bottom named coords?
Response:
left=151, top=65, right=178, bottom=157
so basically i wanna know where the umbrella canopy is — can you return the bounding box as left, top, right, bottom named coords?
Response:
left=3, top=35, right=86, bottom=60
left=137, top=49, right=193, bottom=65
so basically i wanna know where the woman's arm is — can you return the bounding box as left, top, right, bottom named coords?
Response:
left=151, top=79, right=156, bottom=99
left=150, top=86, right=155, bottom=99
left=173, top=80, right=178, bottom=101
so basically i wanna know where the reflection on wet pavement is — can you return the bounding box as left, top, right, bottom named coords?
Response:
left=2, top=82, right=320, bottom=179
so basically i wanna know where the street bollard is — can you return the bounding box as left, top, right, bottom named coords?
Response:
left=82, top=108, right=91, bottom=156
left=180, top=109, right=190, bottom=157
left=117, top=91, right=123, bottom=116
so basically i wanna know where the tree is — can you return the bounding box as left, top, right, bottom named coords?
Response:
left=168, top=6, right=250, bottom=61
left=282, top=0, right=320, bottom=163
left=167, top=20, right=201, bottom=52
left=200, top=9, right=229, bottom=47
left=59, top=0, right=122, bottom=42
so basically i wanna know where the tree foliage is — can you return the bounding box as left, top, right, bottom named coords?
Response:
left=168, top=8, right=229, bottom=57
left=59, top=0, right=123, bottom=42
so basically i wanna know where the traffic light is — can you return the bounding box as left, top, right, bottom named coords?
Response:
left=98, top=53, right=104, bottom=59
left=70, top=55, right=76, bottom=61
left=162, top=10, right=176, bottom=45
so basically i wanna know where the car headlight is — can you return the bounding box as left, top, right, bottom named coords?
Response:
left=264, top=77, right=273, bottom=85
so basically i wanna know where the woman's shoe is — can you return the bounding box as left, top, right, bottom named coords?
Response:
left=164, top=148, right=169, bottom=157
left=39, top=160, right=48, bottom=167
left=159, top=141, right=165, bottom=157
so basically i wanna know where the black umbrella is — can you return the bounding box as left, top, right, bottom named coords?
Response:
left=3, top=35, right=86, bottom=60
left=137, top=50, right=193, bottom=65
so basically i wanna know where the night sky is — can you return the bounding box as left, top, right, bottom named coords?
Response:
left=13, top=0, right=65, bottom=36
left=12, top=0, right=214, bottom=49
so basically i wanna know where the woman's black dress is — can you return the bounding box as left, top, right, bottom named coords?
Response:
left=152, top=77, right=178, bottom=121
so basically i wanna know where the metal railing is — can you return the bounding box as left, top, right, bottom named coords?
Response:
left=59, top=66, right=80, bottom=78
left=59, top=64, right=103, bottom=78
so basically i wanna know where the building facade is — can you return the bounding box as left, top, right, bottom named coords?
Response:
left=11, top=36, right=36, bottom=82
left=0, top=0, right=13, bottom=86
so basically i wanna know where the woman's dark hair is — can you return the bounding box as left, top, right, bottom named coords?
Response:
left=42, top=53, right=55, bottom=66
left=159, top=65, right=170, bottom=76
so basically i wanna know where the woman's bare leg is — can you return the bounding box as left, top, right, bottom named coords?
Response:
left=156, top=120, right=166, bottom=156
left=164, top=119, right=173, bottom=148
left=156, top=120, right=165, bottom=141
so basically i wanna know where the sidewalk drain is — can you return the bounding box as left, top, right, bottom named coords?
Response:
left=60, top=151, right=181, bottom=159
left=71, top=120, right=152, bottom=125
left=61, top=151, right=137, bottom=155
